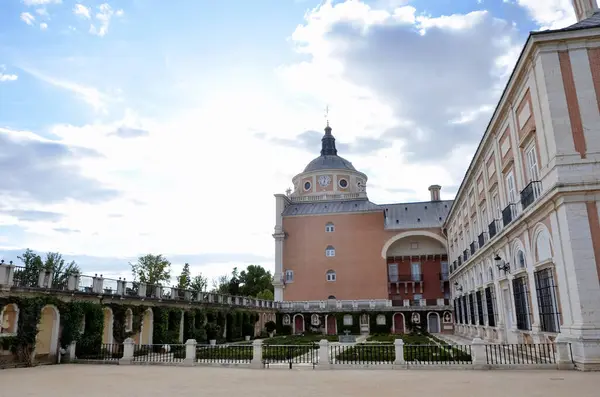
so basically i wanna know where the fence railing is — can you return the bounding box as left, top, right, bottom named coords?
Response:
left=75, top=343, right=123, bottom=361
left=196, top=345, right=252, bottom=363
left=485, top=343, right=557, bottom=365
left=262, top=344, right=316, bottom=366
left=331, top=344, right=394, bottom=365
left=404, top=344, right=472, bottom=364
left=132, top=344, right=186, bottom=363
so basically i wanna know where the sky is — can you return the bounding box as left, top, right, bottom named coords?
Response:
left=0, top=0, right=578, bottom=285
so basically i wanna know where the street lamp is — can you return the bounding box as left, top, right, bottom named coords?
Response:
left=495, top=254, right=510, bottom=273
left=453, top=282, right=463, bottom=292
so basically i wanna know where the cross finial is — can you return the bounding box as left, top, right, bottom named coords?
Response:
left=324, top=105, right=330, bottom=126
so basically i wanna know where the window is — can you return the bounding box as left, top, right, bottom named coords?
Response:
left=325, top=246, right=336, bottom=257
left=469, top=294, right=476, bottom=325
left=411, top=262, right=421, bottom=282
left=526, top=144, right=539, bottom=182
left=488, top=266, right=494, bottom=282
left=414, top=294, right=423, bottom=301
left=285, top=270, right=294, bottom=283
left=505, top=171, right=516, bottom=204
left=536, top=231, right=552, bottom=262
left=534, top=268, right=560, bottom=333
left=388, top=263, right=398, bottom=282
left=326, top=270, right=336, bottom=282
left=481, top=207, right=488, bottom=227
left=476, top=291, right=484, bottom=325
left=441, top=261, right=448, bottom=280
left=516, top=250, right=526, bottom=269
left=485, top=286, right=497, bottom=327
left=512, top=276, right=531, bottom=331
left=325, top=222, right=335, bottom=233
left=492, top=192, right=500, bottom=219
left=343, top=315, right=353, bottom=326
left=376, top=314, right=386, bottom=325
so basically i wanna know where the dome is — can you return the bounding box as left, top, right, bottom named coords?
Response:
left=304, top=155, right=357, bottom=172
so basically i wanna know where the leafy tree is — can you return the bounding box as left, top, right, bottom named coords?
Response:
left=130, top=254, right=171, bottom=285
left=16, top=248, right=44, bottom=287
left=44, top=252, right=80, bottom=287
left=15, top=249, right=79, bottom=287
left=239, top=265, right=273, bottom=297
left=256, top=289, right=274, bottom=301
left=211, top=274, right=230, bottom=294
left=177, top=263, right=191, bottom=290
left=228, top=267, right=240, bottom=295
left=190, top=274, right=207, bottom=294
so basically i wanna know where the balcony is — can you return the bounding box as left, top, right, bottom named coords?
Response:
left=452, top=260, right=457, bottom=273
left=388, top=274, right=422, bottom=282
left=502, top=203, right=518, bottom=227
left=470, top=241, right=477, bottom=256
left=488, top=219, right=499, bottom=239
left=458, top=256, right=463, bottom=266
left=478, top=232, right=486, bottom=248
left=463, top=249, right=469, bottom=262
left=521, top=181, right=542, bottom=211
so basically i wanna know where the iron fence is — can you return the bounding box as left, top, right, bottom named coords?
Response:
left=76, top=343, right=123, bottom=361
left=263, top=344, right=316, bottom=367
left=331, top=343, right=394, bottom=365
left=404, top=344, right=472, bottom=364
left=196, top=345, right=252, bottom=363
left=485, top=343, right=557, bottom=365
left=132, top=344, right=186, bottom=363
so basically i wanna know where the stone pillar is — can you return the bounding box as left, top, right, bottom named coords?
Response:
left=251, top=339, right=263, bottom=369
left=116, top=278, right=125, bottom=295
left=317, top=339, right=330, bottom=369
left=38, top=270, right=52, bottom=288
left=92, top=274, right=103, bottom=294
left=555, top=334, right=574, bottom=369
left=184, top=339, right=197, bottom=366
left=273, top=194, right=288, bottom=302
left=138, top=283, right=147, bottom=298
left=67, top=341, right=77, bottom=361
left=471, top=337, right=487, bottom=368
left=394, top=338, right=405, bottom=365
left=119, top=338, right=135, bottom=365
left=0, top=261, right=15, bottom=290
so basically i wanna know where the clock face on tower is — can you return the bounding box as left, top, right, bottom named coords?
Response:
left=318, top=175, right=331, bottom=187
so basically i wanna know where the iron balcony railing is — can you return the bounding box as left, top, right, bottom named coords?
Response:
left=470, top=241, right=476, bottom=255
left=520, top=181, right=542, bottom=211
left=502, top=203, right=518, bottom=228
left=488, top=219, right=498, bottom=239
left=458, top=256, right=463, bottom=266
left=463, top=249, right=469, bottom=262
left=388, top=274, right=422, bottom=282
left=478, top=232, right=486, bottom=248
left=452, top=261, right=457, bottom=273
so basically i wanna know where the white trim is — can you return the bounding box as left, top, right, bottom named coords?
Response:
left=381, top=231, right=448, bottom=258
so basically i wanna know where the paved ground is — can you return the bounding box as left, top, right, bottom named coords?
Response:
left=1, top=365, right=600, bottom=396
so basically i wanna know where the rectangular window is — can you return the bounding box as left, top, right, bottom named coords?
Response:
left=469, top=294, right=476, bottom=325
left=505, top=171, right=516, bottom=204
left=388, top=263, right=398, bottom=282
left=492, top=192, right=500, bottom=219
left=343, top=315, right=353, bottom=326
left=512, top=276, right=531, bottom=331
left=534, top=268, right=560, bottom=333
left=485, top=286, right=496, bottom=327
left=285, top=270, right=294, bottom=283
left=526, top=144, right=539, bottom=182
left=481, top=207, right=488, bottom=226
left=413, top=294, right=423, bottom=301
left=476, top=291, right=484, bottom=326
left=411, top=263, right=421, bottom=282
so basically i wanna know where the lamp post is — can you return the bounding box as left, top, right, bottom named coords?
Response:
left=454, top=282, right=463, bottom=292
left=495, top=254, right=510, bottom=274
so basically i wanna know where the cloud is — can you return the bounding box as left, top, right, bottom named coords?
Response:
left=0, top=209, right=63, bottom=222
left=53, top=227, right=81, bottom=234
left=89, top=3, right=124, bottom=37
left=40, top=22, right=48, bottom=30
left=35, top=8, right=49, bottom=16
left=514, top=0, right=576, bottom=30
left=22, top=0, right=62, bottom=5
left=109, top=126, right=150, bottom=139
left=20, top=12, right=35, bottom=25
left=281, top=1, right=521, bottom=170
left=0, top=127, right=120, bottom=204
left=0, top=66, right=18, bottom=82
left=73, top=4, right=91, bottom=19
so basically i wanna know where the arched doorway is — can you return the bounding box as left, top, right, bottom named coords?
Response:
left=35, top=305, right=60, bottom=358
left=393, top=313, right=405, bottom=334
left=1, top=303, right=19, bottom=334
left=140, top=309, right=153, bottom=345
left=293, top=314, right=304, bottom=334
left=428, top=312, right=440, bottom=333
left=327, top=315, right=337, bottom=335
left=102, top=307, right=114, bottom=344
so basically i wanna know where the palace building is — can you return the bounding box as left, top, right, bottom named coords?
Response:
left=272, top=0, right=600, bottom=368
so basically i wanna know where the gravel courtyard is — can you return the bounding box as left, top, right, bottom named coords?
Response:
left=1, top=365, right=599, bottom=397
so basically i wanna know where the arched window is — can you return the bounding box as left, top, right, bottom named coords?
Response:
left=325, top=222, right=335, bottom=232
left=488, top=266, right=494, bottom=282
left=327, top=295, right=336, bottom=300
left=325, top=246, right=336, bottom=257
left=478, top=272, right=483, bottom=286
left=536, top=230, right=552, bottom=262
left=326, top=270, right=336, bottom=282
left=516, top=250, right=526, bottom=269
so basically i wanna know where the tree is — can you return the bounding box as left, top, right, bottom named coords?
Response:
left=256, top=289, right=274, bottom=301
left=190, top=274, right=207, bottom=294
left=130, top=254, right=171, bottom=285
left=43, top=252, right=80, bottom=287
left=16, top=248, right=44, bottom=287
left=15, top=249, right=79, bottom=288
left=211, top=274, right=230, bottom=294
left=177, top=263, right=191, bottom=290
left=238, top=265, right=273, bottom=297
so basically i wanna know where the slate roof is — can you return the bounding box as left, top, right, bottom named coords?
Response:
left=283, top=198, right=455, bottom=230
left=544, top=11, right=600, bottom=33
left=303, top=155, right=357, bottom=173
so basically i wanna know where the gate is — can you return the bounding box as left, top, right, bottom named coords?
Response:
left=262, top=344, right=316, bottom=369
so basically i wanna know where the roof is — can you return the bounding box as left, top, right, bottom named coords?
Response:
left=535, top=11, right=600, bottom=34
left=282, top=198, right=455, bottom=229
left=303, top=155, right=357, bottom=173
left=282, top=199, right=381, bottom=216
left=382, top=200, right=454, bottom=229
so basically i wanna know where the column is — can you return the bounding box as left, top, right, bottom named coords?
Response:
left=317, top=340, right=330, bottom=369
left=394, top=339, right=405, bottom=366
left=184, top=339, right=197, bottom=366
left=119, top=338, right=135, bottom=365
left=273, top=195, right=287, bottom=302
left=251, top=339, right=263, bottom=369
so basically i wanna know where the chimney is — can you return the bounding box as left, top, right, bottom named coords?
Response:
left=572, top=0, right=599, bottom=22
left=428, top=185, right=441, bottom=201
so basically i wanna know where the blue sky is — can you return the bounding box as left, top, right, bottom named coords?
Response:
left=0, top=0, right=577, bottom=283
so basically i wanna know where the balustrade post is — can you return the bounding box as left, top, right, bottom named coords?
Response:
left=116, top=278, right=125, bottom=295
left=555, top=334, right=573, bottom=369
left=403, top=299, right=410, bottom=307
left=38, top=270, right=53, bottom=288
left=138, top=282, right=147, bottom=298
left=185, top=339, right=197, bottom=366
left=92, top=274, right=103, bottom=294
left=251, top=339, right=263, bottom=369
left=437, top=298, right=445, bottom=306
left=471, top=337, right=487, bottom=368
left=394, top=338, right=405, bottom=365
left=155, top=285, right=162, bottom=299
left=0, top=261, right=15, bottom=290
left=119, top=338, right=135, bottom=365
left=317, top=339, right=330, bottom=369
left=67, top=272, right=80, bottom=291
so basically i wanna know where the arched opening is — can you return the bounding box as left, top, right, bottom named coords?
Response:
left=35, top=305, right=60, bottom=358
left=293, top=314, right=304, bottom=334
left=0, top=303, right=19, bottom=334
left=140, top=309, right=153, bottom=345
left=102, top=307, right=114, bottom=344
left=535, top=227, right=553, bottom=263
left=393, top=313, right=405, bottom=334
left=125, top=309, right=133, bottom=332
left=325, top=222, right=335, bottom=232
left=326, top=315, right=337, bottom=335
left=427, top=312, right=440, bottom=333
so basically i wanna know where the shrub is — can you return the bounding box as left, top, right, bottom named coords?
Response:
left=242, top=322, right=254, bottom=337
left=265, top=321, right=276, bottom=333
left=205, top=322, right=221, bottom=341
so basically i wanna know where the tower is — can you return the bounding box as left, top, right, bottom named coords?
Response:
left=572, top=0, right=599, bottom=22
